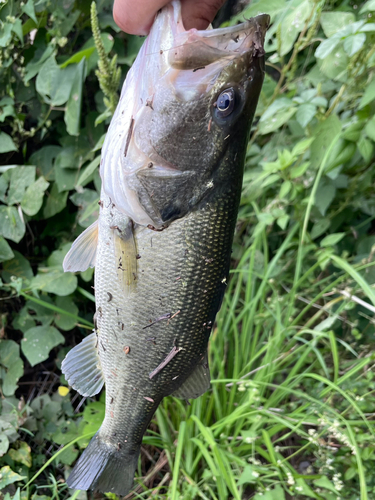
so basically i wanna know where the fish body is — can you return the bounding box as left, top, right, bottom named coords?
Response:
left=62, top=1, right=268, bottom=495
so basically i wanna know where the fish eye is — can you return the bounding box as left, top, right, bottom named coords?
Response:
left=216, top=88, right=235, bottom=117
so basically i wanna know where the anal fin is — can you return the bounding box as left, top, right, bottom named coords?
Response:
left=61, top=331, right=104, bottom=397
left=63, top=220, right=98, bottom=272
left=172, top=352, right=211, bottom=400
left=113, top=222, right=137, bottom=294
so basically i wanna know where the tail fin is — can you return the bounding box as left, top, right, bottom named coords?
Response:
left=67, top=432, right=140, bottom=496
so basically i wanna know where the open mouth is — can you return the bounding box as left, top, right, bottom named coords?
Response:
left=168, top=14, right=270, bottom=71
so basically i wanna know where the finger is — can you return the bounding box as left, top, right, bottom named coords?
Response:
left=181, top=0, right=226, bottom=30
left=113, top=0, right=170, bottom=35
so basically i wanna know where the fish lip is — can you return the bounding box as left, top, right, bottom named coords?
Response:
left=198, top=13, right=270, bottom=44
left=197, top=13, right=270, bottom=55
left=168, top=14, right=269, bottom=71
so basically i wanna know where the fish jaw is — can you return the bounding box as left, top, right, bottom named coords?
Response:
left=100, top=0, right=269, bottom=227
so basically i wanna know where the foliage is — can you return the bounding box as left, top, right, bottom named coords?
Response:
left=1, top=0, right=375, bottom=499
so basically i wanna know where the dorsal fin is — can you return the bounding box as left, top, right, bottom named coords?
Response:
left=63, top=220, right=98, bottom=273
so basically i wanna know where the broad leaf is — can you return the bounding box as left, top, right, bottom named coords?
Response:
left=0, top=206, right=25, bottom=243
left=22, top=326, right=65, bottom=367
left=0, top=340, right=24, bottom=397
left=0, top=236, right=14, bottom=262
left=43, top=183, right=69, bottom=218
left=0, top=132, right=17, bottom=153
left=65, top=58, right=86, bottom=136
left=21, top=177, right=49, bottom=216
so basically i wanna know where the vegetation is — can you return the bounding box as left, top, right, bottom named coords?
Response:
left=1, top=0, right=375, bottom=498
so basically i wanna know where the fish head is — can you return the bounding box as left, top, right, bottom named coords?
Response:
left=101, top=1, right=269, bottom=227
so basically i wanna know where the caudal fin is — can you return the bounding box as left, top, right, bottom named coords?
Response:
left=67, top=432, right=140, bottom=496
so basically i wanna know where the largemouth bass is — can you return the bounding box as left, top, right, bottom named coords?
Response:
left=62, top=1, right=268, bottom=495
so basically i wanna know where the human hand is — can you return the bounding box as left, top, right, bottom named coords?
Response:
left=113, top=0, right=225, bottom=35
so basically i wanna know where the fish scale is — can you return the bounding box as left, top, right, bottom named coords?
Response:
left=62, top=1, right=269, bottom=494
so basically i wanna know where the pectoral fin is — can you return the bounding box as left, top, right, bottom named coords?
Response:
left=61, top=331, right=104, bottom=397
left=63, top=220, right=98, bottom=272
left=113, top=222, right=137, bottom=294
left=172, top=352, right=211, bottom=400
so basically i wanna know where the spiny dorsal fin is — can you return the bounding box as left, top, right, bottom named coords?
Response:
left=112, top=222, right=137, bottom=294
left=61, top=331, right=104, bottom=397
left=172, top=352, right=211, bottom=400
left=63, top=220, right=98, bottom=273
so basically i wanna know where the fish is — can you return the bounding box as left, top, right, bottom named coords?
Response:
left=61, top=1, right=269, bottom=496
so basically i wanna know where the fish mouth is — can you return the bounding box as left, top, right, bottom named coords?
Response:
left=168, top=14, right=270, bottom=71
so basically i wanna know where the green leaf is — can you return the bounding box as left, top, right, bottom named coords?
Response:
left=27, top=298, right=55, bottom=326
left=358, top=136, right=373, bottom=163
left=296, top=103, right=316, bottom=128
left=0, top=24, right=12, bottom=48
left=315, top=315, right=337, bottom=331
left=277, top=214, right=289, bottom=230
left=11, top=19, right=23, bottom=44
left=2, top=250, right=33, bottom=282
left=51, top=65, right=78, bottom=106
left=43, top=183, right=68, bottom=219
left=313, top=476, right=338, bottom=494
left=47, top=243, right=71, bottom=267
left=343, top=33, right=366, bottom=57
left=320, top=11, right=355, bottom=37
left=29, top=145, right=61, bottom=181
left=295, top=478, right=319, bottom=498
left=0, top=97, right=15, bottom=122
left=279, top=180, right=291, bottom=199
left=22, top=326, right=65, bottom=367
left=0, top=433, right=9, bottom=457
left=24, top=45, right=55, bottom=83
left=311, top=219, right=330, bottom=239
left=277, top=0, right=312, bottom=56
left=365, top=115, right=375, bottom=142
left=60, top=47, right=95, bottom=69
left=318, top=45, right=348, bottom=82
left=70, top=189, right=99, bottom=227
left=54, top=296, right=79, bottom=330
left=30, top=269, right=78, bottom=296
left=320, top=232, right=345, bottom=247
left=8, top=442, right=32, bottom=468
left=22, top=0, right=37, bottom=23
left=0, top=236, right=14, bottom=262
left=310, top=114, right=342, bottom=170
left=76, top=156, right=101, bottom=187
left=259, top=98, right=297, bottom=135
left=21, top=177, right=50, bottom=216
left=65, top=58, right=86, bottom=136
left=36, top=56, right=61, bottom=101
left=230, top=0, right=286, bottom=25
left=360, top=0, right=375, bottom=13
left=315, top=37, right=341, bottom=59
left=13, top=306, right=36, bottom=334
left=252, top=486, right=285, bottom=500
left=0, top=132, right=17, bottom=153
left=0, top=466, right=26, bottom=489
left=314, top=181, right=336, bottom=216
left=55, top=167, right=80, bottom=192
left=0, top=340, right=24, bottom=397
left=238, top=465, right=259, bottom=485
left=54, top=444, right=79, bottom=466
left=7, top=166, right=36, bottom=205
left=0, top=206, right=26, bottom=243
left=359, top=76, right=375, bottom=108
